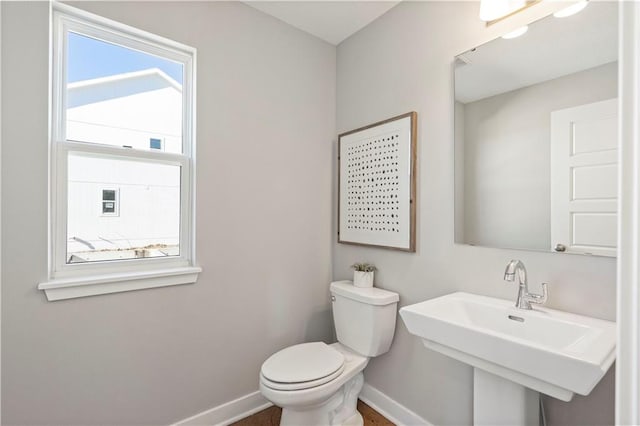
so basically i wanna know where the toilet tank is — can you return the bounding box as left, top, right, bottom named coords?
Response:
left=330, top=281, right=399, bottom=357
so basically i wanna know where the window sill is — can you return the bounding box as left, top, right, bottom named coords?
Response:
left=38, top=266, right=202, bottom=301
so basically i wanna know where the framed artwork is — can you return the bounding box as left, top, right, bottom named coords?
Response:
left=338, top=112, right=417, bottom=252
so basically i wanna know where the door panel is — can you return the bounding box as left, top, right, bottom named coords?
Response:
left=572, top=164, right=618, bottom=200
left=572, top=116, right=618, bottom=154
left=572, top=213, right=617, bottom=247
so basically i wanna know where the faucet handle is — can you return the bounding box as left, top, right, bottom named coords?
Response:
left=525, top=282, right=548, bottom=305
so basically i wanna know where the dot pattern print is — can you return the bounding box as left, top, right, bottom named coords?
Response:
left=345, top=131, right=401, bottom=234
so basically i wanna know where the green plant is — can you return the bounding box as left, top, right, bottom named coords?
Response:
left=351, top=262, right=377, bottom=272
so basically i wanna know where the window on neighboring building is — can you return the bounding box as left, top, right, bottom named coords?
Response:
left=41, top=4, right=200, bottom=301
left=101, top=189, right=119, bottom=216
left=150, top=138, right=163, bottom=150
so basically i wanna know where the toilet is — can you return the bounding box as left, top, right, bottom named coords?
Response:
left=259, top=280, right=399, bottom=426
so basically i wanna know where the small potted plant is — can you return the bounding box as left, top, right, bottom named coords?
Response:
left=351, top=263, right=376, bottom=288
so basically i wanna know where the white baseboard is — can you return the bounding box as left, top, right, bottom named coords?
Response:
left=172, top=383, right=431, bottom=426
left=172, top=390, right=272, bottom=426
left=360, top=382, right=432, bottom=426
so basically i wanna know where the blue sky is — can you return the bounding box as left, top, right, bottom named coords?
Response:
left=67, top=32, right=183, bottom=84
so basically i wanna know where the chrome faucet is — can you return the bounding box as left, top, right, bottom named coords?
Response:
left=503, top=260, right=548, bottom=310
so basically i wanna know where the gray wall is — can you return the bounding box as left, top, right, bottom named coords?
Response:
left=1, top=2, right=335, bottom=424
left=461, top=62, right=618, bottom=250
left=1, top=1, right=618, bottom=425
left=335, top=2, right=616, bottom=425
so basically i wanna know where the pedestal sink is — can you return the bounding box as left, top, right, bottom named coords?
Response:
left=399, top=292, right=616, bottom=426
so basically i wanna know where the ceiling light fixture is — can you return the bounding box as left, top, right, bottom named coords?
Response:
left=553, top=0, right=589, bottom=18
left=479, top=0, right=527, bottom=22
left=501, top=25, right=529, bottom=39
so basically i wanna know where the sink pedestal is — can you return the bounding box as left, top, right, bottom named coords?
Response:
left=474, top=369, right=539, bottom=426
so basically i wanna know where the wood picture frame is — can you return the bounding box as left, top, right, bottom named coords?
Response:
left=338, top=112, right=417, bottom=252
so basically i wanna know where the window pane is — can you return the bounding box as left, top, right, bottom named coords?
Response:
left=67, top=154, right=181, bottom=263
left=102, top=201, right=115, bottom=214
left=150, top=138, right=163, bottom=150
left=66, top=32, right=184, bottom=154
left=102, top=189, right=116, bottom=201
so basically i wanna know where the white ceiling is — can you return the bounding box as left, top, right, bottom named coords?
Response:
left=455, top=1, right=618, bottom=103
left=244, top=1, right=401, bottom=45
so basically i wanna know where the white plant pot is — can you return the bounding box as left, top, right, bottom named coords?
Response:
left=353, top=271, right=374, bottom=288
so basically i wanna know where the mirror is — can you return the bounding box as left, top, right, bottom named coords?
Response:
left=454, top=2, right=618, bottom=256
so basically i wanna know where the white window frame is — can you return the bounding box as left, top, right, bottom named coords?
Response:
left=38, top=3, right=200, bottom=301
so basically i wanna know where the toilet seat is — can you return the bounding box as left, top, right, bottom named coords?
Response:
left=261, top=365, right=345, bottom=391
left=261, top=342, right=345, bottom=391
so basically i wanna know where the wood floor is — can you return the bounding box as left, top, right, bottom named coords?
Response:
left=230, top=400, right=395, bottom=426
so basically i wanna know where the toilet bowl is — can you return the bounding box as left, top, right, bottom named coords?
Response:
left=260, top=342, right=368, bottom=425
left=259, top=281, right=399, bottom=426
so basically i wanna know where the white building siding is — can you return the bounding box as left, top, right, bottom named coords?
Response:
left=65, top=70, right=182, bottom=261
left=67, top=71, right=182, bottom=152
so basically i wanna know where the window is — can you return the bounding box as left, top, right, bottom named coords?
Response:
left=150, top=138, right=163, bottom=150
left=39, top=3, right=200, bottom=301
left=101, top=189, right=119, bottom=216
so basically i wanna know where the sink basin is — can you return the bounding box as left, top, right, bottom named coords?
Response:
left=399, top=292, right=616, bottom=402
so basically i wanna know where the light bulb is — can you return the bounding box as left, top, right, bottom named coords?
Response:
left=501, top=26, right=529, bottom=40
left=553, top=1, right=589, bottom=18
left=479, top=0, right=527, bottom=22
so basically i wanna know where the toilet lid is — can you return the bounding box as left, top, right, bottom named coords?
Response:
left=261, top=342, right=345, bottom=384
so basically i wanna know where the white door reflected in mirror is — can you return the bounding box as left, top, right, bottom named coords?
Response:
left=550, top=99, right=618, bottom=257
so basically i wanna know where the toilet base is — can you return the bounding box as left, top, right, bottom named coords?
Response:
left=279, top=372, right=364, bottom=426
left=341, top=411, right=364, bottom=426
